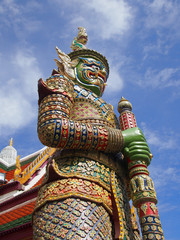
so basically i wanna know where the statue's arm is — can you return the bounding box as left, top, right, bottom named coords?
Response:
left=37, top=74, right=124, bottom=153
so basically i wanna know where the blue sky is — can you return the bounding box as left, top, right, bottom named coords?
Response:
left=0, top=0, right=180, bottom=238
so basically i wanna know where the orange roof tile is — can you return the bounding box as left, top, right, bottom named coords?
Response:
left=0, top=168, right=6, bottom=173
left=0, top=201, right=36, bottom=225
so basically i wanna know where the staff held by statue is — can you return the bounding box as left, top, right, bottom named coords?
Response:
left=118, top=97, right=164, bottom=239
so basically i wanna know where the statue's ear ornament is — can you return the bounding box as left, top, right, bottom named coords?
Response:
left=54, top=46, right=76, bottom=80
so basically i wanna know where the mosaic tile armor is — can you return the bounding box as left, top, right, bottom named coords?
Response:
left=34, top=74, right=134, bottom=239
left=33, top=27, right=164, bottom=240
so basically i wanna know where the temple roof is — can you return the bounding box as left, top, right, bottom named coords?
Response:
left=0, top=200, right=36, bottom=232
left=0, top=146, right=56, bottom=239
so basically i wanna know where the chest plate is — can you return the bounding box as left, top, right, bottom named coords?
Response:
left=71, top=84, right=120, bottom=128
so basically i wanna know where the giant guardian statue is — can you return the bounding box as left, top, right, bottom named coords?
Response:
left=33, top=27, right=164, bottom=240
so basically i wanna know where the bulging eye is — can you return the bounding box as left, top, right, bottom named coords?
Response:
left=91, top=65, right=100, bottom=71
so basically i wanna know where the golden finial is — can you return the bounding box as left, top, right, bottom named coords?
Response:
left=14, top=155, right=21, bottom=181
left=118, top=96, right=133, bottom=113
left=71, top=27, right=88, bottom=51
left=9, top=138, right=13, bottom=146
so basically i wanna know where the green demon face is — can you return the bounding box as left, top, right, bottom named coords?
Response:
left=75, top=57, right=108, bottom=96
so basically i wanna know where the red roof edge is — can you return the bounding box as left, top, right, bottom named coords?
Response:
left=0, top=186, right=39, bottom=212
left=0, top=221, right=33, bottom=240
left=0, top=181, right=24, bottom=196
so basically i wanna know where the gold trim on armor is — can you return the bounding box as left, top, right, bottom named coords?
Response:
left=52, top=159, right=111, bottom=192
left=34, top=178, right=113, bottom=215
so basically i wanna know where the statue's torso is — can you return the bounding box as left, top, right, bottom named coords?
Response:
left=71, top=84, right=120, bottom=129
left=34, top=83, right=134, bottom=240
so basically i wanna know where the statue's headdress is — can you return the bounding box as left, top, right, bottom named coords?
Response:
left=55, top=27, right=109, bottom=78
left=69, top=27, right=109, bottom=77
left=68, top=49, right=109, bottom=77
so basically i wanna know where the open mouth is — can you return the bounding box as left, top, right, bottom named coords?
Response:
left=89, top=73, right=105, bottom=82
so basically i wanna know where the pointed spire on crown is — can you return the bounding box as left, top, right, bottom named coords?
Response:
left=69, top=27, right=109, bottom=77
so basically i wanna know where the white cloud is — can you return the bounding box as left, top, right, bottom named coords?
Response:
left=136, top=0, right=180, bottom=57
left=0, top=49, right=42, bottom=136
left=83, top=0, right=133, bottom=39
left=149, top=165, right=180, bottom=192
left=0, top=0, right=19, bottom=15
left=106, top=66, right=124, bottom=92
left=0, top=91, right=35, bottom=128
left=53, top=0, right=134, bottom=40
left=0, top=0, right=41, bottom=37
left=11, top=50, right=41, bottom=96
left=157, top=202, right=177, bottom=213
left=141, top=122, right=177, bottom=150
left=143, top=39, right=171, bottom=59
left=137, top=67, right=180, bottom=89
left=145, top=0, right=180, bottom=30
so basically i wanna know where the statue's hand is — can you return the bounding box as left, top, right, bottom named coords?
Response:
left=122, top=127, right=151, bottom=165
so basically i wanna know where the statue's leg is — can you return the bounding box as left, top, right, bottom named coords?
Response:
left=111, top=171, right=135, bottom=240
left=115, top=176, right=134, bottom=240
left=33, top=198, right=113, bottom=240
